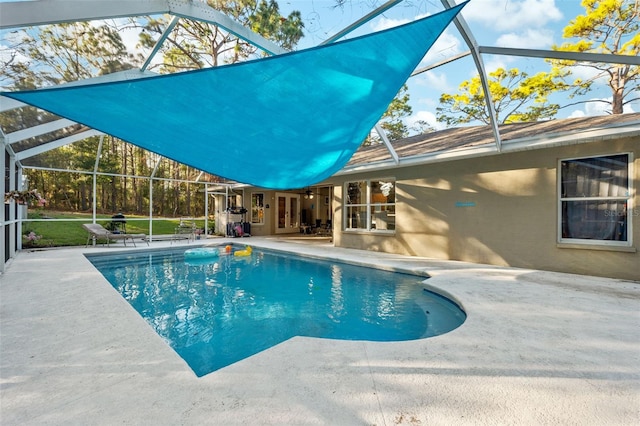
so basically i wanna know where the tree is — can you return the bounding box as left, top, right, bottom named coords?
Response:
left=364, top=84, right=412, bottom=144
left=1, top=21, right=142, bottom=88
left=0, top=21, right=144, bottom=212
left=551, top=0, right=639, bottom=114
left=1, top=21, right=139, bottom=144
left=249, top=0, right=305, bottom=51
left=381, top=84, right=413, bottom=140
left=408, top=118, right=435, bottom=135
left=139, top=0, right=304, bottom=72
left=436, top=68, right=570, bottom=126
left=1, top=1, right=301, bottom=215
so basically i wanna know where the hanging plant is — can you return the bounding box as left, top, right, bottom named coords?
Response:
left=4, top=189, right=47, bottom=206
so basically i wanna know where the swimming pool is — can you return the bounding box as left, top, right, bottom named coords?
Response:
left=86, top=245, right=465, bottom=376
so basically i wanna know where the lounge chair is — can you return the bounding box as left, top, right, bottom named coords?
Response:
left=82, top=223, right=148, bottom=247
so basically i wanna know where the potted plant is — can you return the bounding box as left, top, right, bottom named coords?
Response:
left=22, top=231, right=42, bottom=248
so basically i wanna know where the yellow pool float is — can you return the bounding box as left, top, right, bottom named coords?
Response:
left=234, top=245, right=252, bottom=257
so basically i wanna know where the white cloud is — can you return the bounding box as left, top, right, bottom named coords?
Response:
left=0, top=43, right=29, bottom=67
left=414, top=71, right=452, bottom=93
left=570, top=99, right=619, bottom=116
left=463, top=0, right=562, bottom=31
left=565, top=64, right=611, bottom=86
left=0, top=29, right=29, bottom=63
left=373, top=13, right=464, bottom=66
left=496, top=28, right=555, bottom=49
left=587, top=98, right=610, bottom=115
left=406, top=110, right=445, bottom=132
left=482, top=56, right=510, bottom=74
left=372, top=16, right=410, bottom=32
left=119, top=26, right=143, bottom=53
left=567, top=109, right=586, bottom=118
left=407, top=73, right=451, bottom=124
left=567, top=96, right=636, bottom=118
left=421, top=30, right=464, bottom=65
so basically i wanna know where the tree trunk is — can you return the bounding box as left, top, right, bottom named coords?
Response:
left=610, top=66, right=625, bottom=114
left=80, top=181, right=87, bottom=211
left=612, top=88, right=624, bottom=114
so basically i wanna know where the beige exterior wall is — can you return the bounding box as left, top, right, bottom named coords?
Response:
left=218, top=187, right=334, bottom=237
left=214, top=191, right=276, bottom=237
left=332, top=137, right=639, bottom=281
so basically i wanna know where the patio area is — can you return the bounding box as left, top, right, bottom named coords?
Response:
left=1, top=238, right=638, bottom=425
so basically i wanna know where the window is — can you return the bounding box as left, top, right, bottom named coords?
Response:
left=345, top=179, right=395, bottom=231
left=559, top=153, right=632, bottom=245
left=251, top=193, right=264, bottom=224
left=226, top=194, right=239, bottom=209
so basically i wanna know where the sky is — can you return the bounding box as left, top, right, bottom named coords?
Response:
left=275, top=0, right=638, bottom=130
left=1, top=0, right=638, bottom=132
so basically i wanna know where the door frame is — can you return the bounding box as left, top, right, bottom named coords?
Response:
left=275, top=192, right=300, bottom=234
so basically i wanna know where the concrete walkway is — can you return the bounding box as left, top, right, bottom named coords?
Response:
left=1, top=238, right=638, bottom=425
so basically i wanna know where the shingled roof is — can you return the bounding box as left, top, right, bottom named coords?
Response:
left=346, top=113, right=640, bottom=168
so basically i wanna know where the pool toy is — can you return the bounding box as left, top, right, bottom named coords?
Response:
left=184, top=247, right=220, bottom=260
left=234, top=246, right=252, bottom=257
left=225, top=245, right=232, bottom=253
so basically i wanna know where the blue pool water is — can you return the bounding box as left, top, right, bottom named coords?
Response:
left=86, top=245, right=465, bottom=376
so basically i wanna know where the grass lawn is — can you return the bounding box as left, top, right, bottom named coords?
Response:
left=21, top=210, right=210, bottom=248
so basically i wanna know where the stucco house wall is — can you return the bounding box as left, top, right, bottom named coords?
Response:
left=332, top=136, right=639, bottom=281
left=217, top=188, right=335, bottom=237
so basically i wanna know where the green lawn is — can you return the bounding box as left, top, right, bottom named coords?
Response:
left=21, top=210, right=210, bottom=248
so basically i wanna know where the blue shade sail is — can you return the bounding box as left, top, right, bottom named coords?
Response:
left=3, top=3, right=466, bottom=189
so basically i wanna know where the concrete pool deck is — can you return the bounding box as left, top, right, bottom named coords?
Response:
left=1, top=238, right=638, bottom=425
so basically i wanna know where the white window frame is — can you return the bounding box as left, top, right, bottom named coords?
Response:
left=344, top=178, right=395, bottom=233
left=251, top=192, right=265, bottom=225
left=558, top=152, right=633, bottom=247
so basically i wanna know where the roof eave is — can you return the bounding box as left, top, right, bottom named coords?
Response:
left=336, top=122, right=640, bottom=177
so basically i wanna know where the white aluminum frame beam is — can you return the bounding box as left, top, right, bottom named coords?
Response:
left=412, top=51, right=472, bottom=76
left=320, top=0, right=404, bottom=162
left=4, top=118, right=76, bottom=144
left=141, top=16, right=180, bottom=72
left=412, top=46, right=640, bottom=79
left=91, top=136, right=104, bottom=227
left=16, top=129, right=103, bottom=160
left=0, top=97, right=26, bottom=113
left=320, top=0, right=403, bottom=45
left=479, top=46, right=640, bottom=66
left=0, top=128, right=6, bottom=273
left=0, top=0, right=287, bottom=156
left=168, top=1, right=286, bottom=55
left=442, top=0, right=501, bottom=151
left=0, top=69, right=157, bottom=121
left=57, top=69, right=159, bottom=88
left=4, top=0, right=635, bottom=170
left=374, top=124, right=399, bottom=164
left=0, top=0, right=168, bottom=28
left=0, top=69, right=156, bottom=109
left=0, top=0, right=286, bottom=55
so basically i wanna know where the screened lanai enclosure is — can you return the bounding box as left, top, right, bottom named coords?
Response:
left=2, top=0, right=637, bottom=271
left=1, top=0, right=466, bottom=269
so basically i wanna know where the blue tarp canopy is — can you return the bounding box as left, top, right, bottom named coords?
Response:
left=3, top=3, right=465, bottom=189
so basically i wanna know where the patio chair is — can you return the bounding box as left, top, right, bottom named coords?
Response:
left=172, top=217, right=197, bottom=243
left=316, top=219, right=332, bottom=236
left=82, top=223, right=148, bottom=247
